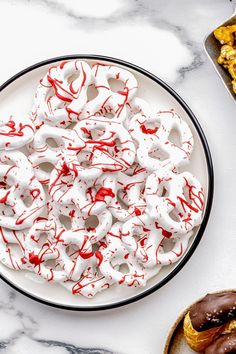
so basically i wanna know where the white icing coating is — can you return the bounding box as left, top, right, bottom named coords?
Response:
left=34, top=60, right=93, bottom=127
left=24, top=220, right=67, bottom=282
left=28, top=124, right=74, bottom=184
left=0, top=60, right=205, bottom=298
left=72, top=173, right=117, bottom=215
left=79, top=63, right=138, bottom=123
left=129, top=109, right=193, bottom=172
left=0, top=151, right=46, bottom=230
left=63, top=117, right=136, bottom=180
left=0, top=227, right=30, bottom=270
left=108, top=170, right=147, bottom=221
left=145, top=169, right=204, bottom=235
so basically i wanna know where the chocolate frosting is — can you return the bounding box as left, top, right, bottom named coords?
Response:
left=204, top=331, right=236, bottom=354
left=189, top=292, right=236, bottom=331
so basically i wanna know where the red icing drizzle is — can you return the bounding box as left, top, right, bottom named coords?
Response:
left=94, top=187, right=115, bottom=202
left=140, top=124, right=158, bottom=135
left=0, top=120, right=34, bottom=137
left=0, top=190, right=10, bottom=204
left=95, top=251, right=103, bottom=266
left=29, top=251, right=42, bottom=266
left=155, top=222, right=172, bottom=238
left=134, top=207, right=141, bottom=216
left=30, top=189, right=40, bottom=200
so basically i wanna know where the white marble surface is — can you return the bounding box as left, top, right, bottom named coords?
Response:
left=0, top=0, right=235, bottom=353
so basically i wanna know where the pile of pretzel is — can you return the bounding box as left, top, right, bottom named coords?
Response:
left=0, top=60, right=204, bottom=297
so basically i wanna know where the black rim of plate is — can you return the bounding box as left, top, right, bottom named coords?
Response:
left=0, top=55, right=214, bottom=311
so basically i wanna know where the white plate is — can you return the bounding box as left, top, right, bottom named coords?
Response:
left=0, top=55, right=213, bottom=310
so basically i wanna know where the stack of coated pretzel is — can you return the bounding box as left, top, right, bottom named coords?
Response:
left=0, top=60, right=204, bottom=297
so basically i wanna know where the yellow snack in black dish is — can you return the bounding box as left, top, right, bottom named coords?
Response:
left=214, top=24, right=236, bottom=93
left=214, top=25, right=236, bottom=46
left=217, top=45, right=236, bottom=68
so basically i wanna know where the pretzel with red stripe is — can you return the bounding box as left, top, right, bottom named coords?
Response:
left=47, top=202, right=113, bottom=244
left=121, top=214, right=194, bottom=268
left=48, top=159, right=75, bottom=205
left=57, top=230, right=94, bottom=281
left=100, top=222, right=161, bottom=285
left=24, top=220, right=67, bottom=282
left=108, top=170, right=147, bottom=221
left=145, top=169, right=204, bottom=235
left=64, top=117, right=136, bottom=179
left=63, top=262, right=113, bottom=298
left=129, top=109, right=194, bottom=172
left=0, top=151, right=46, bottom=230
left=79, top=63, right=138, bottom=122
left=28, top=125, right=74, bottom=184
left=0, top=227, right=30, bottom=270
left=73, top=173, right=117, bottom=216
left=34, top=60, right=93, bottom=127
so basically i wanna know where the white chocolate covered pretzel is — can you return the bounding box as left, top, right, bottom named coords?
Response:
left=64, top=117, right=136, bottom=179
left=129, top=109, right=193, bottom=172
left=28, top=125, right=74, bottom=184
left=108, top=170, right=147, bottom=221
left=121, top=214, right=194, bottom=268
left=145, top=169, right=204, bottom=235
left=155, top=231, right=193, bottom=266
left=0, top=151, right=46, bottom=230
left=47, top=201, right=112, bottom=244
left=100, top=222, right=156, bottom=286
left=73, top=173, right=116, bottom=215
left=34, top=60, right=93, bottom=127
left=49, top=159, right=75, bottom=205
left=24, top=220, right=67, bottom=282
left=0, top=227, right=30, bottom=270
left=63, top=264, right=113, bottom=298
left=79, top=63, right=138, bottom=122
left=58, top=230, right=94, bottom=281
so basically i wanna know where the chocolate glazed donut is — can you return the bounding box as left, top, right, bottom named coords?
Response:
left=205, top=331, right=236, bottom=354
left=183, top=291, right=236, bottom=353
left=190, top=292, right=236, bottom=331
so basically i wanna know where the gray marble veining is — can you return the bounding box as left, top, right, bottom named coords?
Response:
left=0, top=1, right=235, bottom=354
